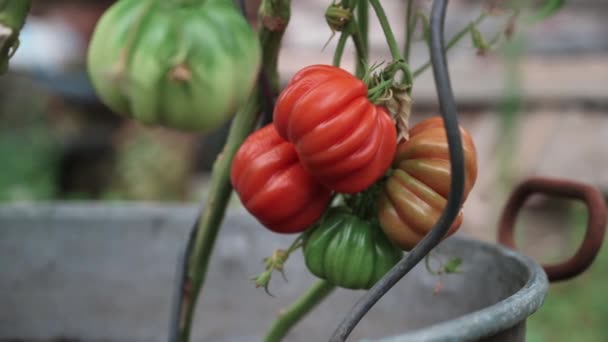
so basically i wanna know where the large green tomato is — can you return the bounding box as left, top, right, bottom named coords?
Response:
left=303, top=207, right=403, bottom=290
left=87, top=0, right=261, bottom=132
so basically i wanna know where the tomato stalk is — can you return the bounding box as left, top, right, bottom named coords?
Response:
left=263, top=280, right=335, bottom=342
left=332, top=27, right=366, bottom=70
left=330, top=1, right=366, bottom=71
left=497, top=35, right=524, bottom=196
left=412, top=12, right=486, bottom=78
left=332, top=31, right=349, bottom=67
left=251, top=234, right=305, bottom=296
left=403, top=0, right=415, bottom=62
left=355, top=0, right=369, bottom=78
left=0, top=0, right=31, bottom=74
left=175, top=1, right=291, bottom=341
left=367, top=0, right=413, bottom=89
left=412, top=5, right=520, bottom=78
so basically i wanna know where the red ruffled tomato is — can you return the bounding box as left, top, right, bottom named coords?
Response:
left=378, top=117, right=478, bottom=250
left=231, top=124, right=332, bottom=233
left=273, top=65, right=397, bottom=194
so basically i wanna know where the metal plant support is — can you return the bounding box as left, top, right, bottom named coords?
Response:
left=330, top=0, right=466, bottom=339
left=169, top=0, right=467, bottom=340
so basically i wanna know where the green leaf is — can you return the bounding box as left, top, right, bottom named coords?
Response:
left=443, top=257, right=463, bottom=274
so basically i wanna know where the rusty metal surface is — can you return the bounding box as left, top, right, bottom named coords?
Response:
left=498, top=177, right=607, bottom=282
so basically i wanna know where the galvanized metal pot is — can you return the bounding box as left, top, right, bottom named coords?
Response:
left=0, top=179, right=604, bottom=342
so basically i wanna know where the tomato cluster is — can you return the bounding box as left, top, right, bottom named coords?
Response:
left=87, top=0, right=481, bottom=293
left=231, top=65, right=478, bottom=289
left=232, top=65, right=399, bottom=235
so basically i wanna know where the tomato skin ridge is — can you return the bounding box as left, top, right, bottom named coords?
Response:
left=286, top=77, right=366, bottom=143
left=301, top=111, right=379, bottom=183
left=303, top=208, right=403, bottom=290
left=296, top=97, right=373, bottom=158
left=236, top=141, right=299, bottom=203
left=87, top=0, right=261, bottom=132
left=378, top=117, right=476, bottom=250
left=273, top=65, right=398, bottom=194
left=231, top=124, right=332, bottom=234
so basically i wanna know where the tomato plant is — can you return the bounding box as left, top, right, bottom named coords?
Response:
left=231, top=124, right=332, bottom=234
left=303, top=207, right=403, bottom=290
left=0, top=0, right=569, bottom=340
left=87, top=0, right=261, bottom=132
left=378, top=117, right=478, bottom=250
left=273, top=64, right=397, bottom=194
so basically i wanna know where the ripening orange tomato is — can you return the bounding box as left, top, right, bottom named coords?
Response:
left=378, top=117, right=478, bottom=250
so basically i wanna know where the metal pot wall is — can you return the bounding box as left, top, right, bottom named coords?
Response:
left=0, top=179, right=604, bottom=342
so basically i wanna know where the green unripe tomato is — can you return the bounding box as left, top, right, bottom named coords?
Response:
left=87, top=0, right=261, bottom=132
left=303, top=207, right=403, bottom=290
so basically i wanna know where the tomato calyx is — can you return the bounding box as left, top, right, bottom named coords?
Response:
left=251, top=234, right=305, bottom=296
left=365, top=60, right=413, bottom=142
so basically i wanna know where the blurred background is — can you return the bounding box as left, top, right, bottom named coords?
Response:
left=1, top=0, right=607, bottom=341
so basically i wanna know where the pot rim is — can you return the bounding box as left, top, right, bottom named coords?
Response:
left=364, top=236, right=549, bottom=342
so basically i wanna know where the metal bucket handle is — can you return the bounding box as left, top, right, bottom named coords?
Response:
left=498, top=177, right=607, bottom=282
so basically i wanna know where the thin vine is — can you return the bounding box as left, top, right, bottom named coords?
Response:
left=173, top=1, right=292, bottom=341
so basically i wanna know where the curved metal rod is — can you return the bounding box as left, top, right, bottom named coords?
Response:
left=329, top=0, right=466, bottom=340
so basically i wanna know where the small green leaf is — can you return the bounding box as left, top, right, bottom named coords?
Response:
left=251, top=270, right=275, bottom=297
left=443, top=257, right=463, bottom=274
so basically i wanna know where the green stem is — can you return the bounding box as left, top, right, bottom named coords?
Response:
left=498, top=35, right=523, bottom=197
left=177, top=1, right=291, bottom=341
left=368, top=0, right=401, bottom=61
left=179, top=98, right=261, bottom=342
left=350, top=22, right=367, bottom=73
left=412, top=13, right=487, bottom=78
left=0, top=0, right=32, bottom=73
left=368, top=0, right=412, bottom=88
left=355, top=0, right=369, bottom=77
left=332, top=1, right=366, bottom=73
left=263, top=280, right=336, bottom=342
left=258, top=0, right=292, bottom=91
left=403, top=0, right=415, bottom=62
left=333, top=31, right=349, bottom=67
left=424, top=253, right=440, bottom=276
